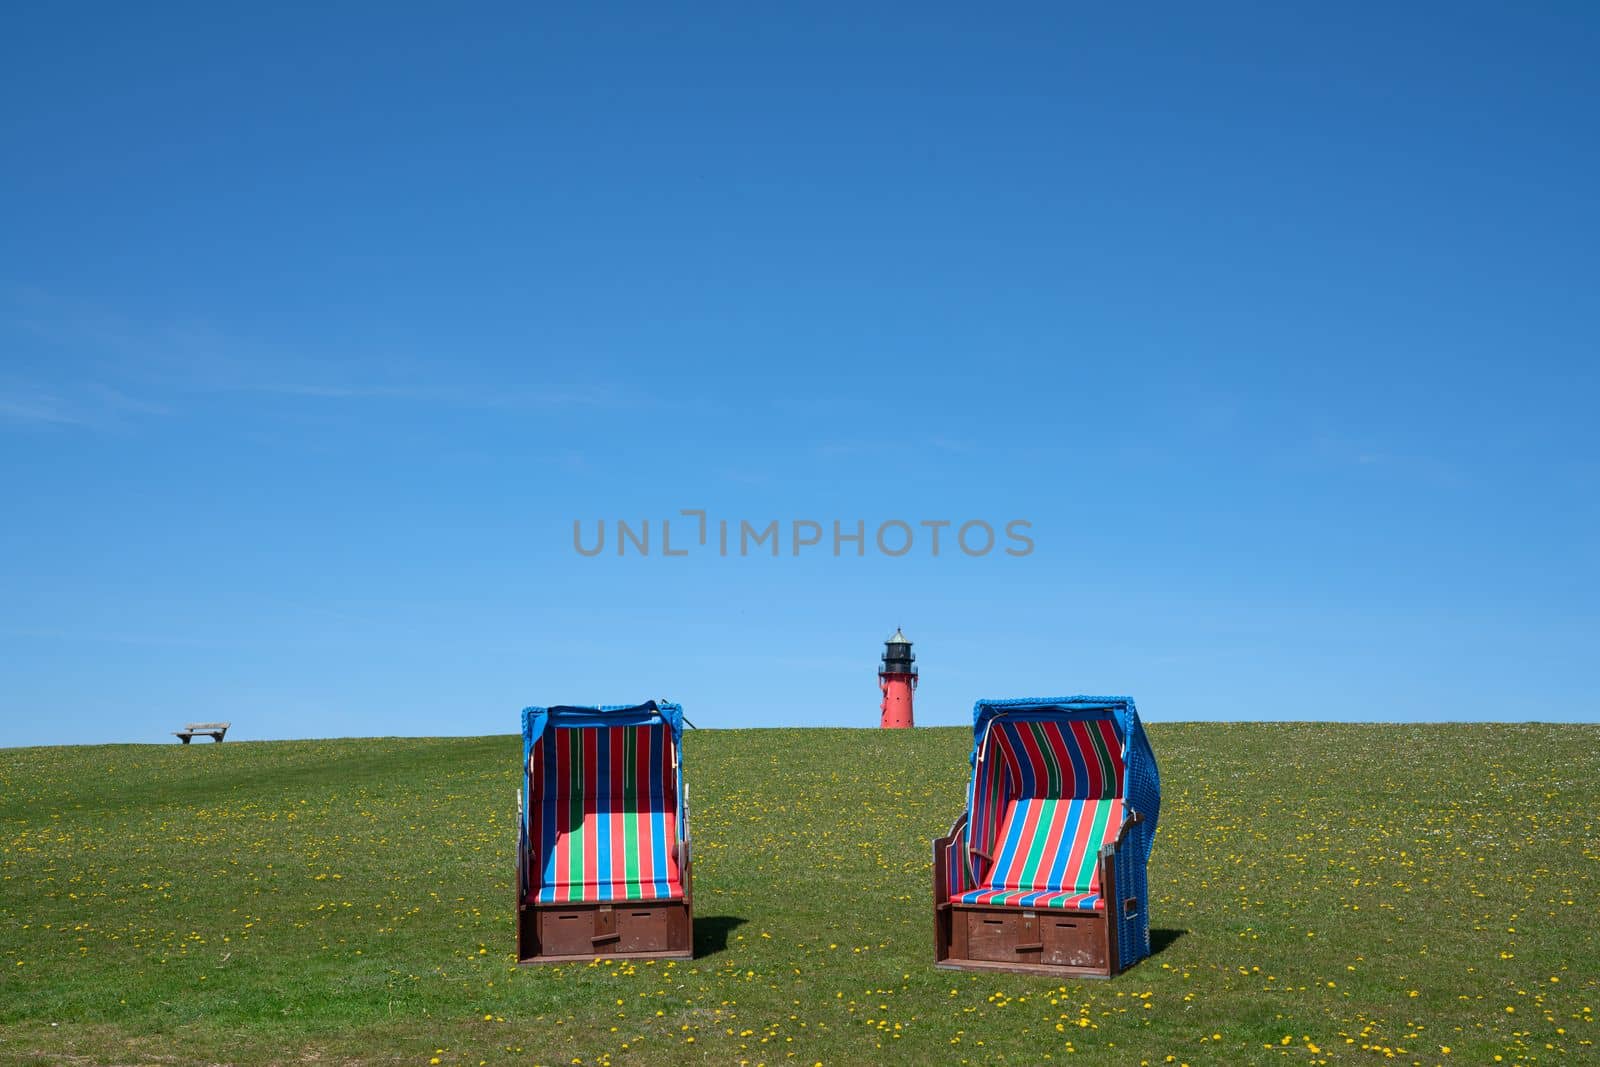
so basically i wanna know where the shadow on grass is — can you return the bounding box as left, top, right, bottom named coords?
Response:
left=1149, top=928, right=1186, bottom=957
left=694, top=915, right=748, bottom=957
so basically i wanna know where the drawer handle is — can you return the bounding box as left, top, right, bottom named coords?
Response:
left=591, top=931, right=621, bottom=945
left=1016, top=941, right=1043, bottom=952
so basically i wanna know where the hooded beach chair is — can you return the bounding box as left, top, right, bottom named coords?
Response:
left=516, top=700, right=692, bottom=962
left=933, top=697, right=1159, bottom=977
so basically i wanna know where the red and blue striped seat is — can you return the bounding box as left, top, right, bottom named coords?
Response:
left=953, top=797, right=1124, bottom=908
left=953, top=717, right=1128, bottom=910
left=527, top=723, right=683, bottom=904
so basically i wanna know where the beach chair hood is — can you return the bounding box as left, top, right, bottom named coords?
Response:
left=523, top=699, right=685, bottom=765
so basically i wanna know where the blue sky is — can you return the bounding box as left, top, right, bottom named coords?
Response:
left=2, top=4, right=1596, bottom=745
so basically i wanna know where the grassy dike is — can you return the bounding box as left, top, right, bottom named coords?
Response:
left=2, top=724, right=1596, bottom=1064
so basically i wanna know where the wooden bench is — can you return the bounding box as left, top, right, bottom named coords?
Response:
left=173, top=722, right=231, bottom=744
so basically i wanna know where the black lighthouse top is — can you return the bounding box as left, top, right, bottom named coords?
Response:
left=880, top=628, right=917, bottom=677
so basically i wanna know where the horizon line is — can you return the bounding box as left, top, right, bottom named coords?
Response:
left=5, top=718, right=1598, bottom=751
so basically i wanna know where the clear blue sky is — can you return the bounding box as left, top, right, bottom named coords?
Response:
left=2, top=4, right=1596, bottom=746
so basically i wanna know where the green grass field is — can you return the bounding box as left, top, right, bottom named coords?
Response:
left=2, top=725, right=1596, bottom=1065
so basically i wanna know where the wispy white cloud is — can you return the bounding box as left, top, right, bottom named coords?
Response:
left=927, top=434, right=976, bottom=454
left=813, top=433, right=979, bottom=458
left=1, top=625, right=243, bottom=649
left=0, top=384, right=171, bottom=429
left=87, top=385, right=173, bottom=417
left=239, top=381, right=638, bottom=411
left=720, top=467, right=773, bottom=486
left=1310, top=435, right=1470, bottom=489
left=1, top=287, right=641, bottom=429
left=1356, top=450, right=1468, bottom=487
left=0, top=391, right=93, bottom=427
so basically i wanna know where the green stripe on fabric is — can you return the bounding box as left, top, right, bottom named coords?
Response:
left=983, top=739, right=1006, bottom=855
left=622, top=727, right=640, bottom=888
left=567, top=734, right=584, bottom=902
left=1089, top=724, right=1116, bottom=797
left=1029, top=722, right=1062, bottom=797
left=1071, top=800, right=1113, bottom=891
left=1014, top=800, right=1053, bottom=890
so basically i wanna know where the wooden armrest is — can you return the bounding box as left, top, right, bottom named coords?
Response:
left=1113, top=810, right=1145, bottom=847
left=932, top=813, right=969, bottom=852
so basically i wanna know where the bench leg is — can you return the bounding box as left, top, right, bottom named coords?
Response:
left=179, top=735, right=191, bottom=744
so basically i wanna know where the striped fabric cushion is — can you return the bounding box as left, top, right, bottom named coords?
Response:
left=968, top=718, right=1125, bottom=864
left=528, top=724, right=683, bottom=904
left=957, top=715, right=1128, bottom=911
left=955, top=886, right=1106, bottom=909
left=954, top=797, right=1123, bottom=909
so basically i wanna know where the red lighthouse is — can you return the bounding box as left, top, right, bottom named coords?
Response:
left=878, top=628, right=917, bottom=728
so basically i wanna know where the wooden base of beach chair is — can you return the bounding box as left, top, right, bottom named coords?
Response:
left=516, top=898, right=693, bottom=964
left=934, top=830, right=1127, bottom=978
left=934, top=903, right=1119, bottom=978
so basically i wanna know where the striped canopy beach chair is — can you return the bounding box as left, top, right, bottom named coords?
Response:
left=515, top=701, right=693, bottom=962
left=934, top=697, right=1160, bottom=977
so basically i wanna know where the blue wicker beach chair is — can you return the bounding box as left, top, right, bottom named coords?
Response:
left=516, top=700, right=692, bottom=962
left=934, top=697, right=1160, bottom=976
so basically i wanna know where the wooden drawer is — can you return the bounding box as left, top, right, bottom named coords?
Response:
left=539, top=909, right=596, bottom=956
left=1041, top=912, right=1106, bottom=969
left=963, top=910, right=1044, bottom=963
left=616, top=907, right=670, bottom=954
left=965, top=910, right=1015, bottom=961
